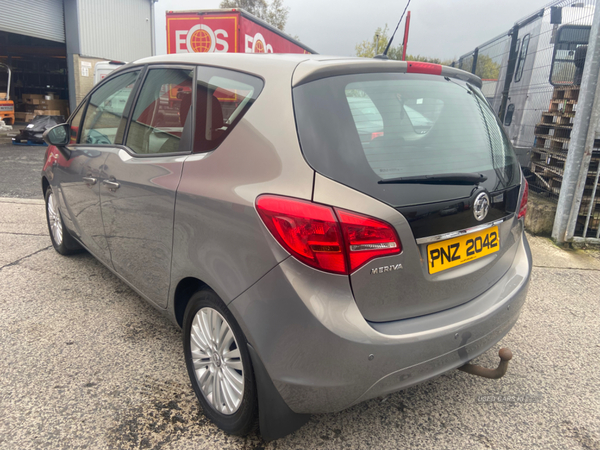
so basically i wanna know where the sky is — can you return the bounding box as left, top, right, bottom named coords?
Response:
left=154, top=0, right=552, bottom=60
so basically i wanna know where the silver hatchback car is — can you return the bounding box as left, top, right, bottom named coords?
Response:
left=42, top=54, right=531, bottom=439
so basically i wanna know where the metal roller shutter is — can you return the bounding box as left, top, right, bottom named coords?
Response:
left=0, top=0, right=65, bottom=43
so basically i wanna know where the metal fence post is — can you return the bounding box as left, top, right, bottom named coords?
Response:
left=552, top=4, right=600, bottom=243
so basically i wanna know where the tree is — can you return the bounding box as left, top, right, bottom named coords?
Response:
left=404, top=54, right=454, bottom=66
left=355, top=25, right=402, bottom=59
left=356, top=26, right=451, bottom=64
left=219, top=0, right=289, bottom=31
left=474, top=54, right=501, bottom=80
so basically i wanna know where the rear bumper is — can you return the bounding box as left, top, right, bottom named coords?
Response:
left=229, top=230, right=532, bottom=414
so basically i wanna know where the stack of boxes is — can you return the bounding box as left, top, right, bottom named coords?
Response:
left=15, top=94, right=69, bottom=122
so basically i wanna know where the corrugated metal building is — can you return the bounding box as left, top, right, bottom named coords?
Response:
left=0, top=0, right=155, bottom=122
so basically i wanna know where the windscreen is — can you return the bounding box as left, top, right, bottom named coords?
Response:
left=293, top=72, right=520, bottom=206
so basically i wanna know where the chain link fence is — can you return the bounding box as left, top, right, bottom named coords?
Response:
left=454, top=0, right=599, bottom=240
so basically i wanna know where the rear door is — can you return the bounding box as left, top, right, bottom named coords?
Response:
left=294, top=71, right=523, bottom=322
left=100, top=66, right=194, bottom=308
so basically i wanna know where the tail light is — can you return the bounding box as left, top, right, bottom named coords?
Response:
left=517, top=179, right=528, bottom=219
left=256, top=195, right=401, bottom=275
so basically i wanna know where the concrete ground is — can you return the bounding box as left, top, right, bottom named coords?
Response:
left=1, top=140, right=599, bottom=449
left=0, top=126, right=47, bottom=199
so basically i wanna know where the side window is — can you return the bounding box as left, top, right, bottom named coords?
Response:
left=194, top=67, right=264, bottom=152
left=126, top=68, right=194, bottom=155
left=514, top=34, right=530, bottom=82
left=504, top=103, right=515, bottom=126
left=69, top=103, right=86, bottom=144
left=550, top=26, right=591, bottom=86
left=80, top=71, right=140, bottom=145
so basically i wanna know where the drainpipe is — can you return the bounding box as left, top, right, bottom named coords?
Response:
left=150, top=0, right=157, bottom=56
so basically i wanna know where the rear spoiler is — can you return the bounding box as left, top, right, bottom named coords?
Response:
left=292, top=59, right=483, bottom=89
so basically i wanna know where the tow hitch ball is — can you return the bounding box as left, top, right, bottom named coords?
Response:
left=458, top=348, right=513, bottom=379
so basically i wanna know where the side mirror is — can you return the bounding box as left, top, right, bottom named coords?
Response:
left=43, top=124, right=71, bottom=159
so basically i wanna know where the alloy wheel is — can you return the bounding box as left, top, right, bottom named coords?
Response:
left=190, top=307, right=244, bottom=415
left=47, top=192, right=63, bottom=246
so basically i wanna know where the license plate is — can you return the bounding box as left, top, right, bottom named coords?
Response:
left=427, top=226, right=500, bottom=274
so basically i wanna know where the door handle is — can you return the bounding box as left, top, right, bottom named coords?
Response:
left=82, top=176, right=97, bottom=186
left=102, top=179, right=120, bottom=191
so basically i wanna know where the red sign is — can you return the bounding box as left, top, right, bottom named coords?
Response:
left=240, top=17, right=306, bottom=53
left=167, top=14, right=238, bottom=53
left=166, top=10, right=312, bottom=55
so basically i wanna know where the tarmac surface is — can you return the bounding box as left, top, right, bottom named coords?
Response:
left=1, top=138, right=600, bottom=449
left=0, top=130, right=47, bottom=199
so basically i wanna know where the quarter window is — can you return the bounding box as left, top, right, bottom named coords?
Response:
left=126, top=68, right=194, bottom=155
left=194, top=67, right=264, bottom=152
left=69, top=104, right=85, bottom=144
left=80, top=71, right=140, bottom=145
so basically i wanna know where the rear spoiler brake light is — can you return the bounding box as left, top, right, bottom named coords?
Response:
left=406, top=62, right=442, bottom=75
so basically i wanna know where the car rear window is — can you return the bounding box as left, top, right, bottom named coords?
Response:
left=293, top=72, right=520, bottom=206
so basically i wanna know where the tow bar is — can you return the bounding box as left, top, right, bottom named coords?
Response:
left=458, top=348, right=513, bottom=379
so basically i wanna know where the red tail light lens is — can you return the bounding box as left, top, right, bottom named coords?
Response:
left=335, top=209, right=401, bottom=272
left=256, top=195, right=402, bottom=275
left=518, top=179, right=528, bottom=219
left=256, top=196, right=346, bottom=274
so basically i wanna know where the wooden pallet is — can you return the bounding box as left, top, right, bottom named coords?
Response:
left=551, top=85, right=580, bottom=101
left=540, top=112, right=574, bottom=125
left=529, top=85, right=600, bottom=232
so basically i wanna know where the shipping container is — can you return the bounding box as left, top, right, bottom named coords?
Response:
left=166, top=9, right=317, bottom=55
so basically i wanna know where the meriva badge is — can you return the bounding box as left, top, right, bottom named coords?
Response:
left=371, top=263, right=403, bottom=275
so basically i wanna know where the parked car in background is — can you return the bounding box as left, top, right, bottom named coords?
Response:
left=41, top=54, right=532, bottom=440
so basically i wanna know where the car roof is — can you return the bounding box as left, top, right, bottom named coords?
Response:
left=128, top=53, right=483, bottom=89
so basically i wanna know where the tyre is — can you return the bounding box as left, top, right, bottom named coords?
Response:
left=45, top=187, right=83, bottom=255
left=183, top=289, right=257, bottom=435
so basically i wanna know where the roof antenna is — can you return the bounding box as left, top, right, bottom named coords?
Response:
left=374, top=0, right=411, bottom=60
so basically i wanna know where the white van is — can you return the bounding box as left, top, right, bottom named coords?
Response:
left=93, top=61, right=126, bottom=85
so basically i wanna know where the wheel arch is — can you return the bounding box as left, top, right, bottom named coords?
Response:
left=173, top=277, right=209, bottom=327
left=41, top=176, right=50, bottom=197
left=173, top=276, right=310, bottom=438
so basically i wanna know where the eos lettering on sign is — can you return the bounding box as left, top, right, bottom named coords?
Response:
left=166, top=10, right=315, bottom=55
left=167, top=15, right=237, bottom=54
left=175, top=24, right=230, bottom=53
left=244, top=33, right=273, bottom=53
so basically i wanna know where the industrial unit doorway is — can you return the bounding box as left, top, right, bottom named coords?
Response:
left=0, top=30, right=69, bottom=124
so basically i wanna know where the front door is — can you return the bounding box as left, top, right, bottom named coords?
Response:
left=100, top=67, right=195, bottom=308
left=56, top=70, right=142, bottom=266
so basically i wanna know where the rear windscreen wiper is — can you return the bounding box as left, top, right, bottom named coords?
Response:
left=378, top=173, right=488, bottom=185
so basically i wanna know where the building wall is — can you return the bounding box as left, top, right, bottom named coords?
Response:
left=64, top=0, right=153, bottom=111
left=77, top=0, right=153, bottom=63
left=0, top=0, right=64, bottom=43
